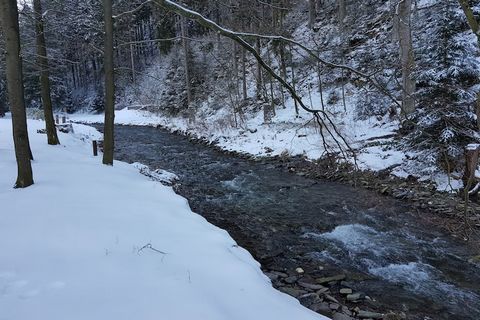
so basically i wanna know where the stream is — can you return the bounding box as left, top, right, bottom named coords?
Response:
left=103, top=124, right=480, bottom=320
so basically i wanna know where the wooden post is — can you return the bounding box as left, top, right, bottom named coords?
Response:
left=93, top=140, right=98, bottom=156
left=463, top=144, right=480, bottom=193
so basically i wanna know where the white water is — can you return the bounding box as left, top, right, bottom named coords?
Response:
left=304, top=223, right=480, bottom=312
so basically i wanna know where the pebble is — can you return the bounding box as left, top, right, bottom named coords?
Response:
left=295, top=267, right=305, bottom=274
left=271, top=271, right=288, bottom=278
left=329, top=303, right=340, bottom=311
left=340, top=288, right=353, bottom=295
left=298, top=281, right=327, bottom=291
left=316, top=286, right=330, bottom=294
left=332, top=313, right=355, bottom=320
left=357, top=310, right=383, bottom=319
left=278, top=287, right=307, bottom=297
left=347, top=293, right=365, bottom=302
left=317, top=274, right=346, bottom=284
left=324, top=293, right=339, bottom=303
left=284, top=276, right=298, bottom=284
left=311, top=302, right=333, bottom=317
left=299, top=293, right=320, bottom=306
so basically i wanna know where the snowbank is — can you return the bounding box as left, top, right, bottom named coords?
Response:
left=71, top=108, right=463, bottom=192
left=0, top=117, right=326, bottom=320
left=71, top=106, right=401, bottom=167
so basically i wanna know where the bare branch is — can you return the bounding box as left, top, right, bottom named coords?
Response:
left=153, top=0, right=357, bottom=163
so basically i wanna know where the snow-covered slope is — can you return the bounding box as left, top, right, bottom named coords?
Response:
left=0, top=117, right=327, bottom=320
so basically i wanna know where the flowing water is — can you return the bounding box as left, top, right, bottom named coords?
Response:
left=104, top=125, right=480, bottom=320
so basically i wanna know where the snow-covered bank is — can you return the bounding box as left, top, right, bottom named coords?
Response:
left=0, top=117, right=326, bottom=320
left=70, top=108, right=462, bottom=192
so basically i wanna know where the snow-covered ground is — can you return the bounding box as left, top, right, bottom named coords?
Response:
left=0, top=116, right=327, bottom=320
left=71, top=103, right=402, bottom=169
left=70, top=106, right=462, bottom=192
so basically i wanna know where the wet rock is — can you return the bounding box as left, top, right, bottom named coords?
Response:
left=383, top=312, right=405, bottom=320
left=278, top=286, right=307, bottom=297
left=271, top=271, right=288, bottom=278
left=347, top=293, right=365, bottom=302
left=284, top=276, right=298, bottom=284
left=324, top=293, right=339, bottom=303
left=310, top=302, right=333, bottom=317
left=316, top=274, right=346, bottom=284
left=340, top=280, right=353, bottom=288
left=341, top=306, right=353, bottom=316
left=332, top=313, right=355, bottom=320
left=296, top=267, right=305, bottom=274
left=316, top=286, right=330, bottom=294
left=298, top=281, right=327, bottom=291
left=265, top=272, right=279, bottom=281
left=329, top=303, right=340, bottom=311
left=299, top=293, right=320, bottom=306
left=340, top=288, right=353, bottom=295
left=357, top=310, right=383, bottom=319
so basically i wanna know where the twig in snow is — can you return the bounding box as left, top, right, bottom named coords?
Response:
left=138, top=243, right=168, bottom=255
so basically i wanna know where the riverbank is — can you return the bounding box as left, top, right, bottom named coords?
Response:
left=89, top=123, right=480, bottom=320
left=0, top=117, right=326, bottom=320
left=71, top=109, right=480, bottom=241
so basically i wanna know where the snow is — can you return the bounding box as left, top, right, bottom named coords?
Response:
left=0, top=117, right=327, bottom=320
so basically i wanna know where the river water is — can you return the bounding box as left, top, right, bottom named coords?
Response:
left=105, top=125, right=480, bottom=320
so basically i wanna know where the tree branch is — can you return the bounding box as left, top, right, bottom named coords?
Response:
left=153, top=0, right=358, bottom=163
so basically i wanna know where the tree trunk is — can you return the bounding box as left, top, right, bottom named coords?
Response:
left=338, top=0, right=346, bottom=28
left=180, top=16, right=192, bottom=110
left=289, top=45, right=299, bottom=115
left=103, top=0, right=115, bottom=166
left=0, top=0, right=34, bottom=188
left=308, top=0, right=316, bottom=29
left=33, top=0, right=60, bottom=145
left=397, top=0, right=416, bottom=115
left=130, top=30, right=136, bottom=84
left=463, top=144, right=480, bottom=192
left=255, top=38, right=262, bottom=100
left=242, top=48, right=248, bottom=101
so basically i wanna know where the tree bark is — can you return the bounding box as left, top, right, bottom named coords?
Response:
left=308, top=0, right=316, bottom=29
left=255, top=38, right=263, bottom=99
left=242, top=48, right=248, bottom=101
left=103, top=0, right=115, bottom=166
left=180, top=16, right=192, bottom=109
left=0, top=0, right=34, bottom=188
left=463, top=144, right=480, bottom=193
left=397, top=0, right=416, bottom=115
left=33, top=0, right=60, bottom=145
left=338, top=0, right=346, bottom=29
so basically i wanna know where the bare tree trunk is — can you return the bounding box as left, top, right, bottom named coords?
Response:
left=180, top=16, right=192, bottom=111
left=338, top=0, right=346, bottom=28
left=0, top=0, right=34, bottom=188
left=33, top=0, right=60, bottom=145
left=255, top=38, right=262, bottom=100
left=289, top=45, right=299, bottom=115
left=308, top=0, right=316, bottom=29
left=242, top=48, right=248, bottom=101
left=397, top=0, right=416, bottom=115
left=103, top=0, right=115, bottom=166
left=130, top=30, right=136, bottom=84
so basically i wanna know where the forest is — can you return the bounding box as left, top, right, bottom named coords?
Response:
left=1, top=1, right=480, bottom=320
